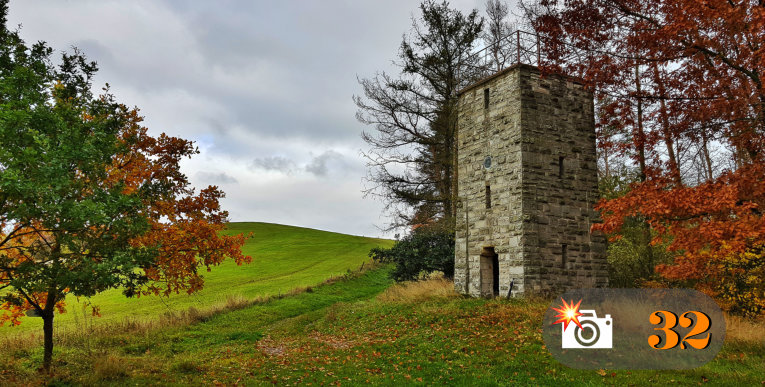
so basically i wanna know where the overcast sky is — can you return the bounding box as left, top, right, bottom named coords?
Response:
left=7, top=0, right=497, bottom=238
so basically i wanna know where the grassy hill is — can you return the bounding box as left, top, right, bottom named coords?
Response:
left=1, top=266, right=763, bottom=385
left=0, top=222, right=392, bottom=336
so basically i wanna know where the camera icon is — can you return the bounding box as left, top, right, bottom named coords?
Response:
left=561, top=310, right=612, bottom=349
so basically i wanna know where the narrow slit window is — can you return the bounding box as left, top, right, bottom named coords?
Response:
left=485, top=185, right=491, bottom=209
left=558, top=156, right=565, bottom=178
left=484, top=88, right=490, bottom=109
left=561, top=244, right=568, bottom=268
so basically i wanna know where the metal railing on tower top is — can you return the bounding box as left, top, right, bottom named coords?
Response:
left=460, top=30, right=541, bottom=86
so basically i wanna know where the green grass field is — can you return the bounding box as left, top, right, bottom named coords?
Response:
left=1, top=266, right=763, bottom=385
left=0, top=222, right=392, bottom=337
left=1, top=224, right=762, bottom=385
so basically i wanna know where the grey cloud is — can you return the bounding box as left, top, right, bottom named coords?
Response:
left=23, top=1, right=413, bottom=159
left=195, top=171, right=238, bottom=184
left=250, top=151, right=350, bottom=177
left=250, top=156, right=297, bottom=173
left=140, top=1, right=416, bottom=150
left=73, top=39, right=115, bottom=66
left=305, top=150, right=345, bottom=177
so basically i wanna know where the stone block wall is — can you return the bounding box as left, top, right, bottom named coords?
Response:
left=454, top=64, right=608, bottom=298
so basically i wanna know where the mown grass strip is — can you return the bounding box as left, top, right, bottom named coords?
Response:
left=153, top=266, right=395, bottom=352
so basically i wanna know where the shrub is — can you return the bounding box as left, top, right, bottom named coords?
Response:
left=702, top=245, right=765, bottom=318
left=369, top=227, right=454, bottom=282
left=606, top=217, right=674, bottom=288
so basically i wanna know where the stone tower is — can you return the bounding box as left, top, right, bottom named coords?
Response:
left=454, top=64, right=608, bottom=298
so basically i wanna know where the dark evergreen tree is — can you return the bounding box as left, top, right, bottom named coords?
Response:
left=355, top=0, right=484, bottom=231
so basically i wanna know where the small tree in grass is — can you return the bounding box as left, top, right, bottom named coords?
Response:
left=0, top=2, right=250, bottom=371
left=369, top=226, right=454, bottom=282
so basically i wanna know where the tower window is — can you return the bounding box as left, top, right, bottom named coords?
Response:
left=484, top=88, right=489, bottom=109
left=558, top=156, right=565, bottom=178
left=562, top=244, right=568, bottom=268
left=485, top=185, right=491, bottom=209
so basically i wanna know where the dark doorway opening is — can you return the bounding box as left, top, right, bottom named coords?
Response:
left=492, top=253, right=499, bottom=296
left=480, top=247, right=500, bottom=297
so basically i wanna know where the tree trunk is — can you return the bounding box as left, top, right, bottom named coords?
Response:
left=41, top=286, right=57, bottom=372
left=651, top=64, right=683, bottom=186
left=701, top=130, right=714, bottom=181
left=635, top=65, right=647, bottom=182
left=635, top=64, right=654, bottom=275
left=660, top=97, right=682, bottom=186
left=42, top=312, right=54, bottom=372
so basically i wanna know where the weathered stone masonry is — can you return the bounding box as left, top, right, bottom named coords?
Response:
left=454, top=64, right=608, bottom=297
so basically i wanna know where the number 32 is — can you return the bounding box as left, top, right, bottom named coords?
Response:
left=648, top=310, right=711, bottom=350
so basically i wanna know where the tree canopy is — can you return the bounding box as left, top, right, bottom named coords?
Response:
left=0, top=1, right=250, bottom=369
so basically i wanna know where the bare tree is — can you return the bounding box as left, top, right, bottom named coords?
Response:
left=482, top=0, right=516, bottom=71
left=355, top=1, right=483, bottom=231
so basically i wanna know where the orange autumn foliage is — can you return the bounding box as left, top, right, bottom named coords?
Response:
left=528, top=0, right=765, bottom=316
left=109, top=108, right=252, bottom=298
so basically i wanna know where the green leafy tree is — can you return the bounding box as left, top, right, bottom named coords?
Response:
left=0, top=2, right=249, bottom=371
